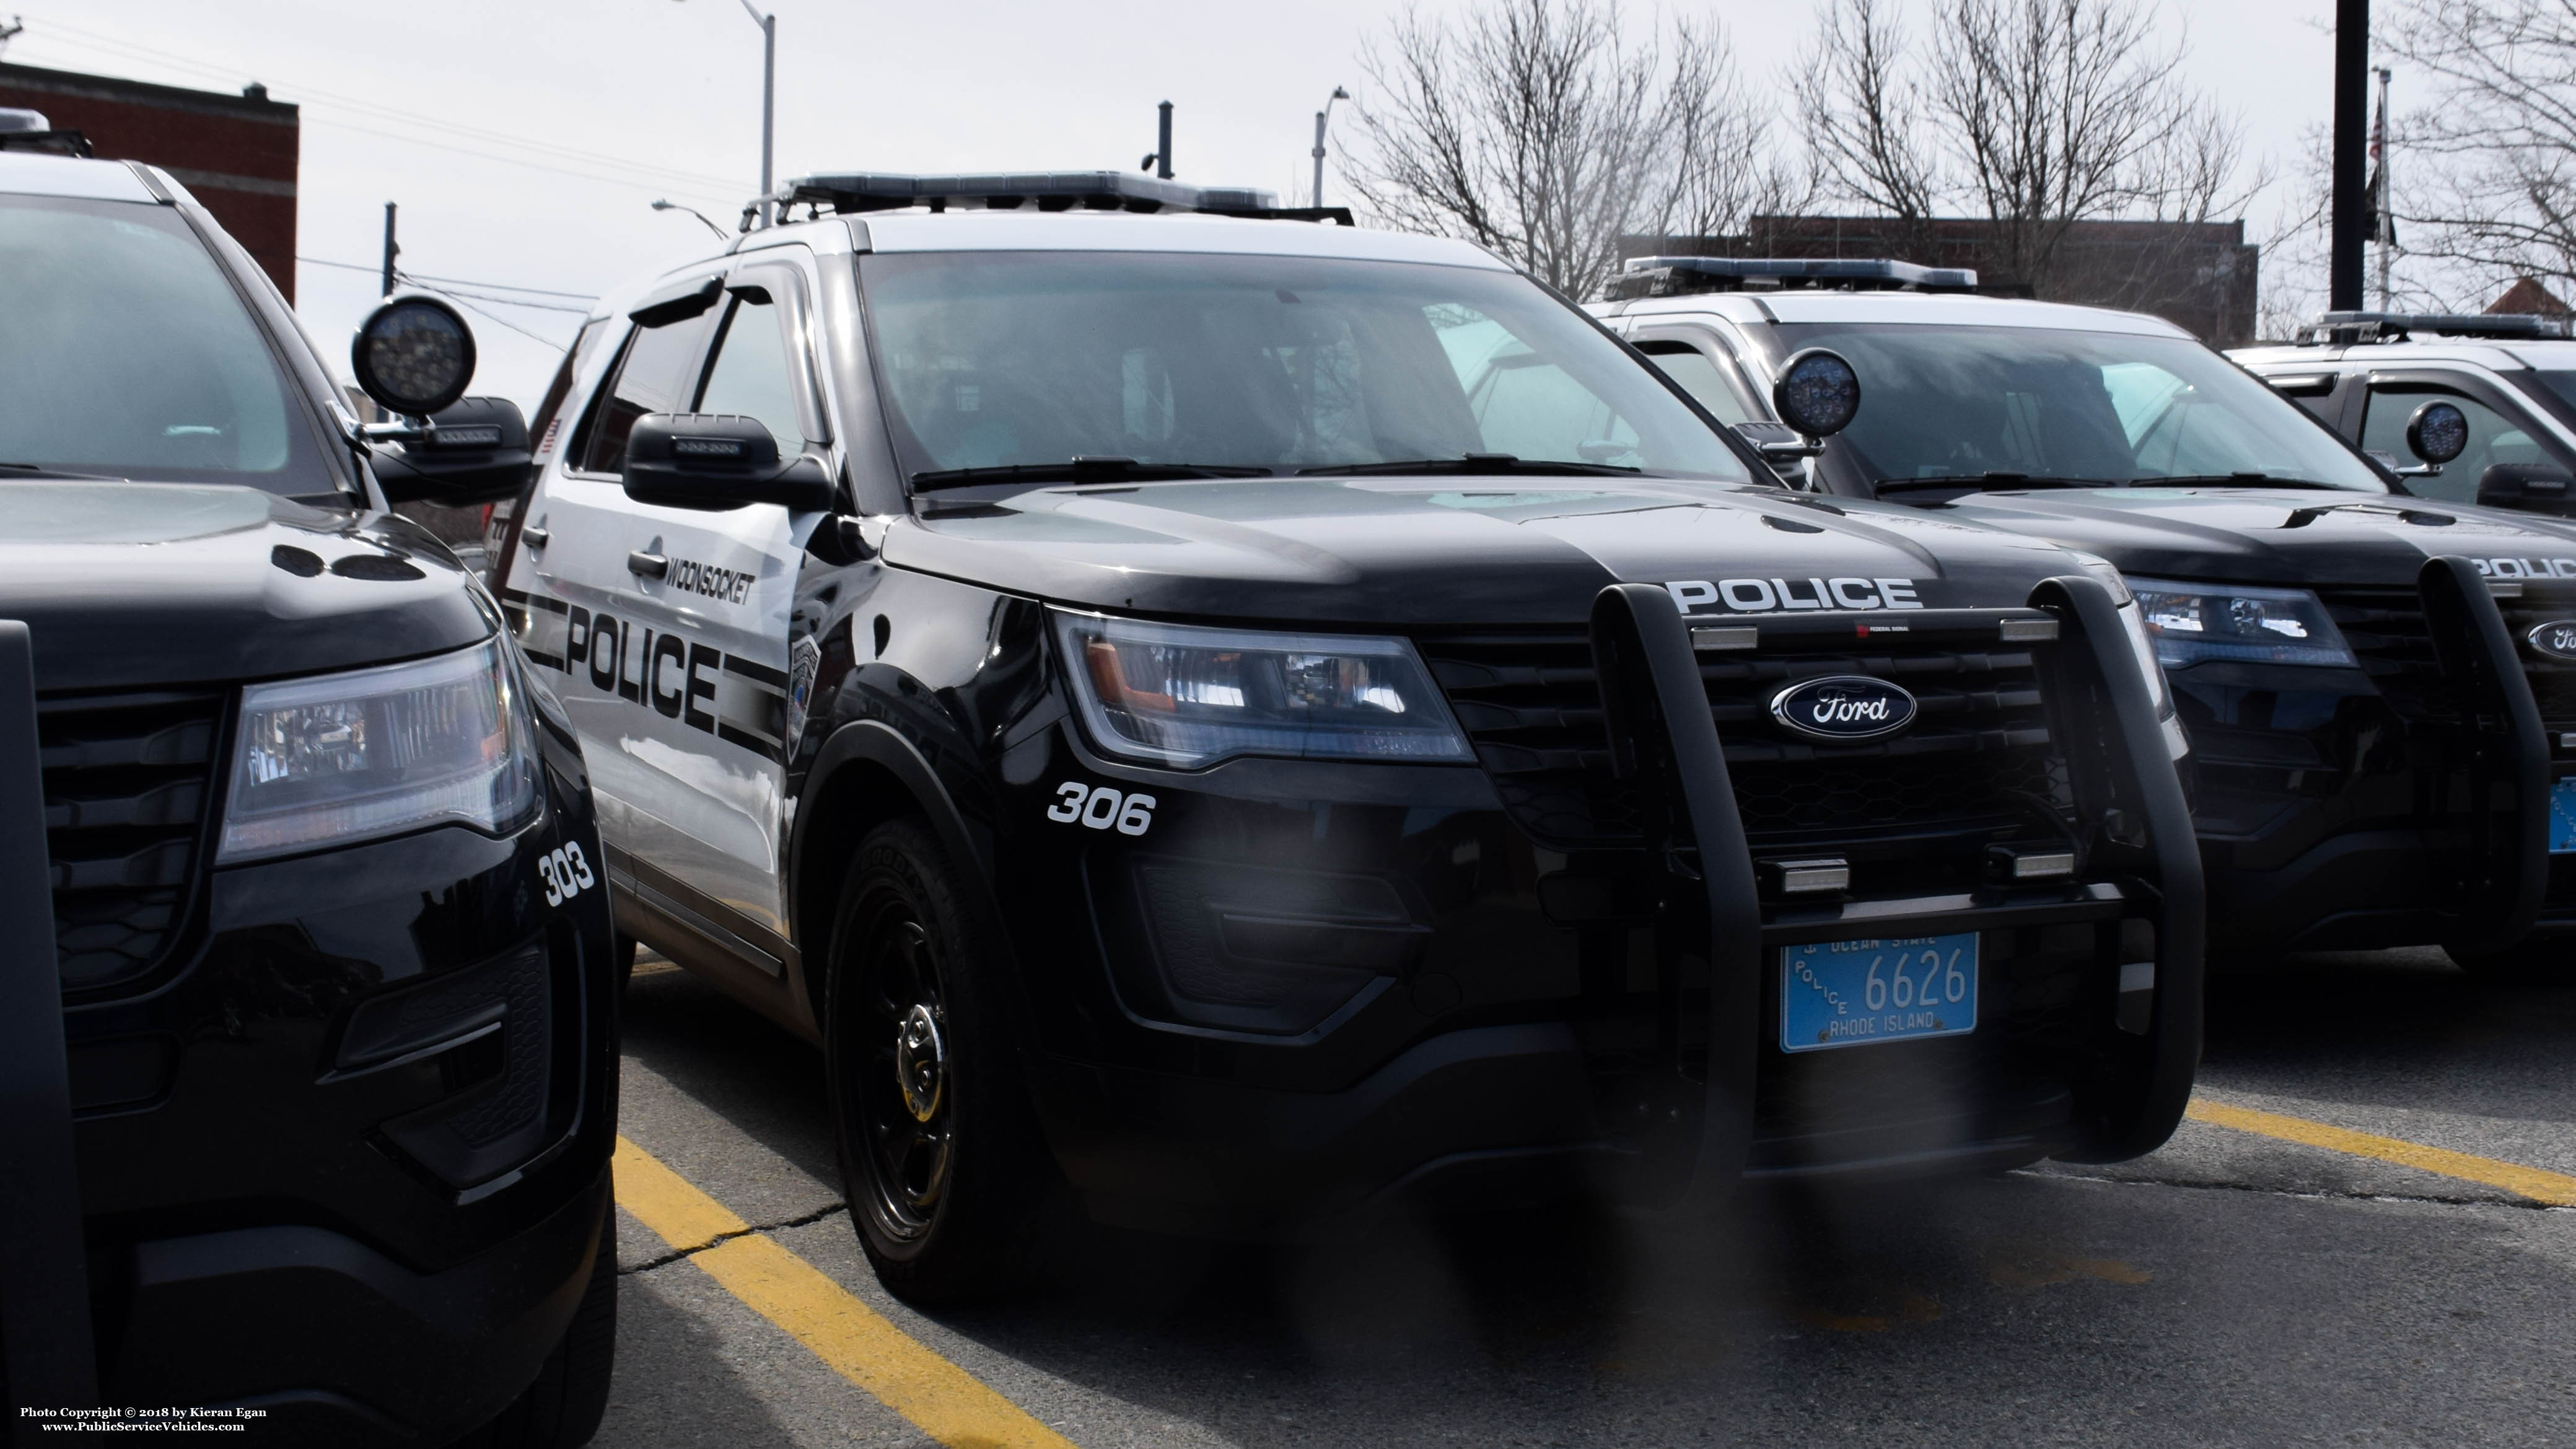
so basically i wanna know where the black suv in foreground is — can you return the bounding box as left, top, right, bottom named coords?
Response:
left=501, top=172, right=2199, bottom=1302
left=1600, top=261, right=2572, bottom=974
left=0, top=147, right=616, bottom=1444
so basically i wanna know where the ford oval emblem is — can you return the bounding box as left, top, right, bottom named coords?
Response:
left=1769, top=675, right=1919, bottom=743
left=2530, top=619, right=2576, bottom=662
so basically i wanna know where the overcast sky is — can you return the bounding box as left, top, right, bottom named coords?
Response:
left=9, top=0, right=2344, bottom=410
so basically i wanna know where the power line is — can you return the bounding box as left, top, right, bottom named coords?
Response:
left=395, top=272, right=573, bottom=350
left=15, top=15, right=751, bottom=201
left=297, top=254, right=599, bottom=303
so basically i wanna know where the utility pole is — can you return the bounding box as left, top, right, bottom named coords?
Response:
left=2331, top=0, right=2368, bottom=312
left=1156, top=101, right=1173, bottom=180
left=2375, top=66, right=2394, bottom=311
left=379, top=201, right=398, bottom=298
left=1311, top=85, right=1348, bottom=209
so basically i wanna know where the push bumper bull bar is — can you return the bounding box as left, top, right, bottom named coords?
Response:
left=1585, top=576, right=2205, bottom=1191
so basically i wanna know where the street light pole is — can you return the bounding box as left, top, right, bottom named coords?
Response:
left=1312, top=86, right=1347, bottom=210
left=678, top=0, right=777, bottom=227
left=742, top=0, right=774, bottom=227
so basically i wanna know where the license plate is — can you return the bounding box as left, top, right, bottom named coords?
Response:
left=1780, top=933, right=1979, bottom=1054
left=2553, top=779, right=2576, bottom=854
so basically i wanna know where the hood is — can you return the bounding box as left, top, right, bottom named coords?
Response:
left=1923, top=486, right=2576, bottom=588
left=881, top=477, right=2095, bottom=627
left=0, top=482, right=493, bottom=693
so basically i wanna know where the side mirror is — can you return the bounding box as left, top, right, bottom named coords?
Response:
left=1773, top=348, right=1861, bottom=439
left=2406, top=400, right=2470, bottom=467
left=2477, top=462, right=2576, bottom=517
left=351, top=295, right=476, bottom=419
left=623, top=413, right=835, bottom=513
left=372, top=396, right=531, bottom=505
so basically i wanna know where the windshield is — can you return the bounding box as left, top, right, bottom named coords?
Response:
left=0, top=195, right=333, bottom=493
left=857, top=250, right=1754, bottom=485
left=1770, top=322, right=2390, bottom=494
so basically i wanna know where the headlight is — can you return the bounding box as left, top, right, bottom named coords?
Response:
left=2125, top=578, right=2357, bottom=669
left=2067, top=554, right=2186, bottom=758
left=218, top=636, right=541, bottom=862
left=1053, top=611, right=1473, bottom=769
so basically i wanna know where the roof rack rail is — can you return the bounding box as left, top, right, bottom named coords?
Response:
left=773, top=170, right=1352, bottom=224
left=2293, top=310, right=2576, bottom=345
left=1607, top=255, right=1979, bottom=300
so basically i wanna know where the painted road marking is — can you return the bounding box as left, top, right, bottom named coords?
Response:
left=613, top=1137, right=1079, bottom=1449
left=2187, top=1099, right=2576, bottom=1207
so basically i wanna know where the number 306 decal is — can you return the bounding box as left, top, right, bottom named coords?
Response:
left=539, top=839, right=596, bottom=906
left=1047, top=781, right=1155, bottom=836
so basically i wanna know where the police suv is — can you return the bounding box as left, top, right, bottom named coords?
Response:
left=2232, top=312, right=2576, bottom=518
left=1598, top=258, right=2572, bottom=974
left=501, top=172, right=2199, bottom=1302
left=0, top=142, right=616, bottom=1444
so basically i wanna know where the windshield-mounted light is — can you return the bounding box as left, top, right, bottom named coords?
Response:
left=1051, top=611, right=1474, bottom=769
left=2124, top=578, right=2357, bottom=669
left=217, top=636, right=541, bottom=863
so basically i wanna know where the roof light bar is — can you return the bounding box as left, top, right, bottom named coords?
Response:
left=2293, top=311, right=2576, bottom=346
left=1609, top=255, right=1979, bottom=300
left=774, top=170, right=1348, bottom=222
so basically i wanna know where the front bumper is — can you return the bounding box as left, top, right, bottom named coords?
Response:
left=1001, top=580, right=2200, bottom=1235
left=50, top=755, right=618, bottom=1437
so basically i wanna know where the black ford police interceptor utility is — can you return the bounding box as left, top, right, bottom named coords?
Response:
left=0, top=146, right=617, bottom=1445
left=497, top=171, right=2199, bottom=1303
left=1598, top=258, right=2571, bottom=976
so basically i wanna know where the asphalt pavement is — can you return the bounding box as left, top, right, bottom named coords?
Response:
left=595, top=946, right=2576, bottom=1448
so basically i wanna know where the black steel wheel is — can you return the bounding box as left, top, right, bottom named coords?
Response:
left=825, top=817, right=1049, bottom=1303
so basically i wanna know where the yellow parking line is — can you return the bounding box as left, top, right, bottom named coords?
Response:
left=2187, top=1099, right=2576, bottom=1207
left=613, top=1137, right=1079, bottom=1449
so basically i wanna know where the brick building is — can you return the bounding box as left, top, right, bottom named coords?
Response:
left=0, top=62, right=298, bottom=300
left=1621, top=214, right=2261, bottom=348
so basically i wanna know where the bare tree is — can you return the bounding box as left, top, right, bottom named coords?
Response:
left=2384, top=0, right=2576, bottom=302
left=1798, top=0, right=2259, bottom=294
left=1345, top=0, right=1792, bottom=300
left=1797, top=0, right=1944, bottom=260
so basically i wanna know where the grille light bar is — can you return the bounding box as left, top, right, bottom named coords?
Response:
left=1764, top=857, right=1851, bottom=895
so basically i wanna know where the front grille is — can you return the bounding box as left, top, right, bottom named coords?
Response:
left=2318, top=585, right=2456, bottom=721
left=38, top=691, right=222, bottom=988
left=1417, top=629, right=2059, bottom=850
left=2495, top=585, right=2576, bottom=732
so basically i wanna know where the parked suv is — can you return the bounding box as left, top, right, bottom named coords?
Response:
left=0, top=146, right=618, bottom=1444
left=502, top=173, right=2199, bottom=1302
left=1598, top=259, right=2568, bottom=973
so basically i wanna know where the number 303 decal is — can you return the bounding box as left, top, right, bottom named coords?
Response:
left=1047, top=781, right=1155, bottom=836
left=538, top=839, right=596, bottom=906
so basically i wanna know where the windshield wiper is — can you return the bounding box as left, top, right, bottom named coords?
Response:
left=910, top=457, right=1275, bottom=490
left=2131, top=473, right=2352, bottom=491
left=1296, top=452, right=1641, bottom=478
left=1875, top=472, right=2123, bottom=495
left=0, top=462, right=125, bottom=481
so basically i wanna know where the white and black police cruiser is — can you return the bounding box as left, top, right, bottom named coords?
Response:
left=1599, top=258, right=2576, bottom=977
left=0, top=136, right=617, bottom=1445
left=497, top=171, right=2199, bottom=1303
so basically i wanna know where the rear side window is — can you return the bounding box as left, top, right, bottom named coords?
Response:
left=0, top=195, right=330, bottom=492
left=574, top=312, right=713, bottom=475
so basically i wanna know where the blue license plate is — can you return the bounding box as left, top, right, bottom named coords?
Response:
left=1780, top=934, right=1979, bottom=1054
left=2554, top=779, right=2576, bottom=854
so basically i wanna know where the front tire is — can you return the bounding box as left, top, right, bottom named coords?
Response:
left=825, top=818, right=1052, bottom=1305
left=2446, top=933, right=2576, bottom=985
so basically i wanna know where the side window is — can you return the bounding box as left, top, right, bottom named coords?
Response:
left=1636, top=342, right=1755, bottom=426
left=528, top=318, right=605, bottom=470
left=572, top=310, right=714, bottom=476
left=696, top=287, right=814, bottom=454
left=2362, top=387, right=2545, bottom=504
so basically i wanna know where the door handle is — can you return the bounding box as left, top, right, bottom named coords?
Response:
left=521, top=526, right=551, bottom=549
left=628, top=549, right=668, bottom=579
